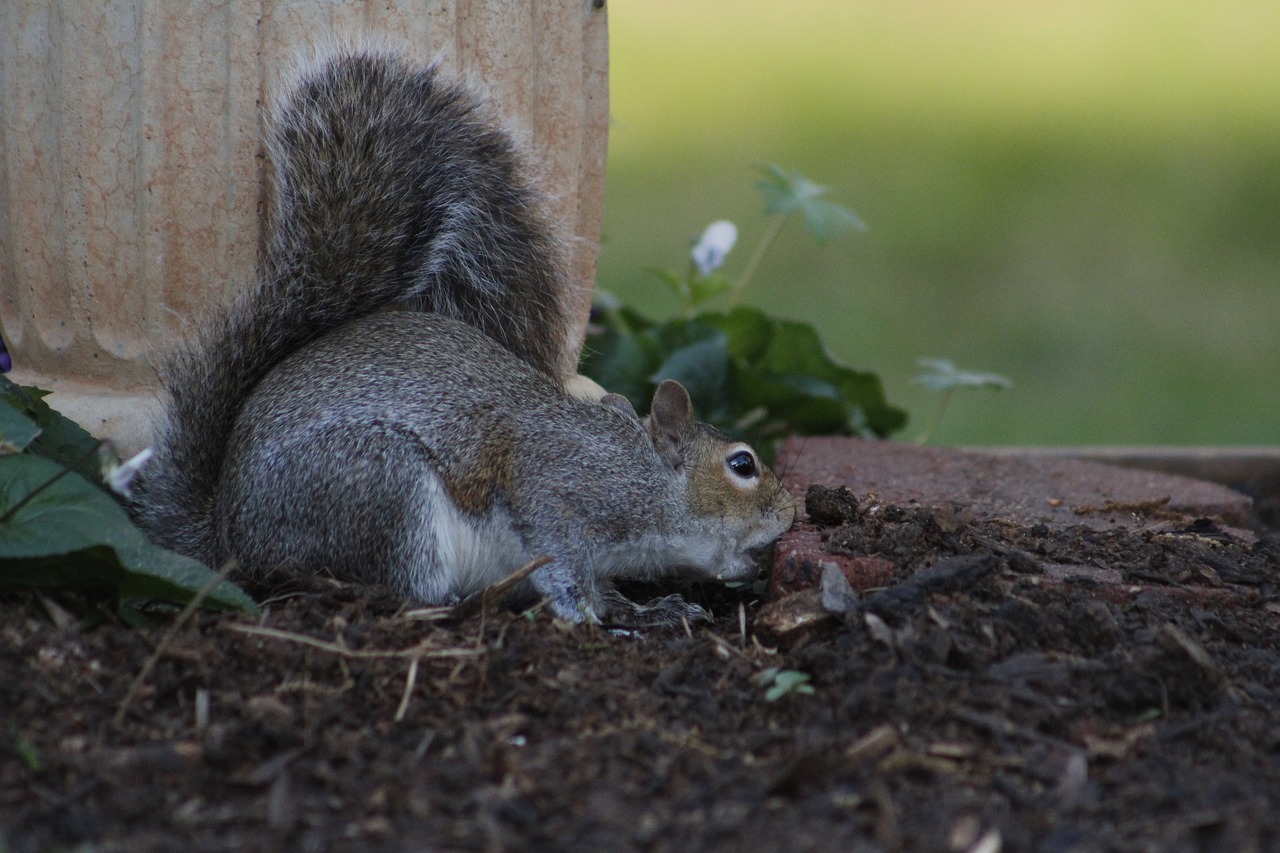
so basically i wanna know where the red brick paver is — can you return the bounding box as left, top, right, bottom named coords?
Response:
left=768, top=437, right=1255, bottom=611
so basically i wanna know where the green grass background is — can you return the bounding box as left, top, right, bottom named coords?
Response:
left=597, top=1, right=1279, bottom=445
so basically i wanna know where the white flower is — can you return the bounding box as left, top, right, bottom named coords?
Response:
left=103, top=447, right=154, bottom=499
left=690, top=219, right=738, bottom=276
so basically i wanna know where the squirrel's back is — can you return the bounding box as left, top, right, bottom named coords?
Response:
left=133, top=50, right=577, bottom=561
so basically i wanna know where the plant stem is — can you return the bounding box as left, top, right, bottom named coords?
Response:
left=680, top=261, right=698, bottom=318
left=728, top=212, right=791, bottom=309
left=916, top=388, right=953, bottom=445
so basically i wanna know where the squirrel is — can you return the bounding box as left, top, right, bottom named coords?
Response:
left=131, top=48, right=796, bottom=624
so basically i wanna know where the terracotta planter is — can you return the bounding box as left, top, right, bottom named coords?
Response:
left=1, top=0, right=608, bottom=453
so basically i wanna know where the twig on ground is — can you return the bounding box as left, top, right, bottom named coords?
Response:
left=113, top=560, right=239, bottom=728
left=394, top=656, right=420, bottom=722
left=223, top=622, right=480, bottom=661
left=225, top=620, right=483, bottom=722
left=447, top=555, right=552, bottom=620
left=705, top=632, right=751, bottom=662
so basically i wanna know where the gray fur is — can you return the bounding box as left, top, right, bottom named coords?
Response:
left=132, top=49, right=795, bottom=623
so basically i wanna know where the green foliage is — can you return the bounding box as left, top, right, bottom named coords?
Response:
left=607, top=3, right=1280, bottom=446
left=13, top=732, right=40, bottom=772
left=913, top=358, right=1013, bottom=394
left=1, top=380, right=101, bottom=483
left=0, top=376, right=257, bottom=623
left=582, top=165, right=905, bottom=455
left=755, top=165, right=868, bottom=243
left=584, top=301, right=904, bottom=458
left=756, top=667, right=815, bottom=702
left=0, top=399, right=40, bottom=455
left=912, top=358, right=1012, bottom=444
left=648, top=267, right=735, bottom=317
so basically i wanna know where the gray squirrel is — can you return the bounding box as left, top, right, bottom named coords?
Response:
left=132, top=48, right=796, bottom=623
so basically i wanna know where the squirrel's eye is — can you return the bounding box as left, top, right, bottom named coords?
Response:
left=727, top=450, right=758, bottom=479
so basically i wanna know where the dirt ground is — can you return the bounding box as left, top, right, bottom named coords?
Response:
left=4, top=476, right=1280, bottom=851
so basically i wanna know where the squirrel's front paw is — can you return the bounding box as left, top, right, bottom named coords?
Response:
left=602, top=589, right=712, bottom=627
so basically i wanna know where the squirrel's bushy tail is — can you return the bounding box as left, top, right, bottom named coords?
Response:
left=134, top=50, right=575, bottom=561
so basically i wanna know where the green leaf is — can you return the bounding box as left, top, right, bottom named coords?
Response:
left=755, top=666, right=780, bottom=686
left=755, top=165, right=867, bottom=242
left=913, top=358, right=1012, bottom=393
left=0, top=376, right=103, bottom=483
left=14, top=732, right=40, bottom=772
left=117, top=538, right=255, bottom=613
left=687, top=272, right=733, bottom=311
left=749, top=319, right=906, bottom=437
left=581, top=326, right=659, bottom=405
left=702, top=306, right=775, bottom=362
left=755, top=319, right=838, bottom=375
left=0, top=397, right=41, bottom=454
left=0, top=455, right=256, bottom=614
left=648, top=321, right=734, bottom=420
left=651, top=317, right=723, bottom=355
left=734, top=367, right=851, bottom=435
left=761, top=668, right=814, bottom=701
left=651, top=338, right=735, bottom=423
left=0, top=458, right=133, bottom=559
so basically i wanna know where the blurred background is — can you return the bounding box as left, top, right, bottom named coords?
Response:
left=597, top=0, right=1279, bottom=446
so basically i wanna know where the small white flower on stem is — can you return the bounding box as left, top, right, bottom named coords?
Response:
left=690, top=220, right=738, bottom=276
left=103, top=447, right=154, bottom=499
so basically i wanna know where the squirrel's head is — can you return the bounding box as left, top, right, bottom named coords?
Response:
left=642, top=380, right=797, bottom=582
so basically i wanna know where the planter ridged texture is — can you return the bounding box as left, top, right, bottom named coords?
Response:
left=0, top=0, right=608, bottom=452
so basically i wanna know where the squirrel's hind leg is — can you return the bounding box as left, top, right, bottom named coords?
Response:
left=218, top=421, right=492, bottom=603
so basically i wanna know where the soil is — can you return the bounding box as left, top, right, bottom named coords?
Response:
left=5, top=467, right=1280, bottom=851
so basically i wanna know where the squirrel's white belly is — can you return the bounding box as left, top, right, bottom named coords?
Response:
left=405, top=467, right=530, bottom=603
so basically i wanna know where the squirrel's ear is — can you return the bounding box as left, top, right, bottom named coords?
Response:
left=648, top=380, right=693, bottom=470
